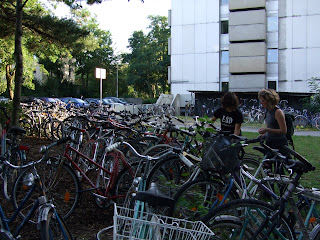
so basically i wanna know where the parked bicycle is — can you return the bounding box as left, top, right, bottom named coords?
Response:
left=1, top=138, right=73, bottom=239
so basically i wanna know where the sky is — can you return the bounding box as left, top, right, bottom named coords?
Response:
left=52, top=0, right=171, bottom=54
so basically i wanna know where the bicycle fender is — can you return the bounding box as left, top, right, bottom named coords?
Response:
left=37, top=204, right=54, bottom=228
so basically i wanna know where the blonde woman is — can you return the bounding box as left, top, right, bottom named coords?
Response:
left=258, top=88, right=288, bottom=154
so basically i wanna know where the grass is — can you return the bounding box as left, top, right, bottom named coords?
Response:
left=178, top=115, right=320, bottom=186
left=243, top=131, right=320, bottom=188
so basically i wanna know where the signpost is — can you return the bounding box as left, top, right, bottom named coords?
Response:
left=95, top=68, right=106, bottom=106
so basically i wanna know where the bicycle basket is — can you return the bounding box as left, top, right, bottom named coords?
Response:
left=201, top=135, right=241, bottom=173
left=113, top=203, right=214, bottom=240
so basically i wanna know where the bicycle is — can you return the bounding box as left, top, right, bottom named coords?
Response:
left=53, top=132, right=136, bottom=209
left=201, top=145, right=320, bottom=239
left=184, top=100, right=195, bottom=116
left=294, top=109, right=320, bottom=130
left=144, top=124, right=261, bottom=202
left=0, top=106, right=29, bottom=200
left=0, top=138, right=73, bottom=239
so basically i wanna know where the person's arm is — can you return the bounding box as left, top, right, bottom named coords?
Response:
left=258, top=109, right=287, bottom=135
left=234, top=123, right=242, bottom=135
left=211, top=116, right=217, bottom=122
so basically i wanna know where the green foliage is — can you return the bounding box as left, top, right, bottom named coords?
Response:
left=125, top=15, right=170, bottom=99
left=0, top=101, right=12, bottom=127
left=302, top=77, right=320, bottom=113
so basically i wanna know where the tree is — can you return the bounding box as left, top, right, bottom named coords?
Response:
left=125, top=15, right=170, bottom=98
left=4, top=0, right=143, bottom=125
left=0, top=0, right=89, bottom=125
left=305, top=77, right=320, bottom=113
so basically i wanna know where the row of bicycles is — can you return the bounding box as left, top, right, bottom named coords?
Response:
left=1, top=102, right=320, bottom=239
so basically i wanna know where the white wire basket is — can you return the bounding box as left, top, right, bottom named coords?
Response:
left=113, top=203, right=214, bottom=240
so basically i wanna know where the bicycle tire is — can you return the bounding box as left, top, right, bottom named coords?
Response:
left=242, top=111, right=251, bottom=124
left=171, top=178, right=238, bottom=221
left=113, top=161, right=140, bottom=206
left=142, top=144, right=173, bottom=157
left=3, top=150, right=24, bottom=200
left=93, top=151, right=120, bottom=209
left=40, top=209, right=73, bottom=240
left=79, top=138, right=106, bottom=174
left=313, top=117, right=320, bottom=130
left=19, top=115, right=34, bottom=136
left=145, top=154, right=194, bottom=198
left=12, top=159, right=81, bottom=223
left=310, top=223, right=320, bottom=240
left=44, top=119, right=62, bottom=141
left=202, top=199, right=295, bottom=240
left=296, top=196, right=320, bottom=232
left=256, top=113, right=265, bottom=123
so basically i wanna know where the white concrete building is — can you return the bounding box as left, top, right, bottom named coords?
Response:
left=169, top=0, right=320, bottom=107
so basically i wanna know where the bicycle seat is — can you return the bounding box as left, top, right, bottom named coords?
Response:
left=8, top=126, right=26, bottom=135
left=135, top=183, right=175, bottom=208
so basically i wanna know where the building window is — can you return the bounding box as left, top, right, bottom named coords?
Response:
left=222, top=82, right=229, bottom=92
left=268, top=81, right=277, bottom=90
left=267, top=16, right=278, bottom=32
left=267, top=49, right=278, bottom=63
left=221, top=51, right=229, bottom=64
left=221, top=21, right=228, bottom=34
left=220, top=0, right=228, bottom=5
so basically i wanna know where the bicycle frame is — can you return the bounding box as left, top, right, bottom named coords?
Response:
left=0, top=165, right=67, bottom=239
left=0, top=181, right=40, bottom=237
left=62, top=142, right=134, bottom=201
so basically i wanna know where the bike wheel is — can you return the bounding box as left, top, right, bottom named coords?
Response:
left=3, top=150, right=24, bottom=200
left=113, top=162, right=140, bottom=206
left=171, top=178, right=238, bottom=221
left=40, top=208, right=73, bottom=240
left=313, top=117, right=320, bottom=130
left=202, top=199, right=295, bottom=240
left=256, top=113, right=265, bottom=123
left=145, top=155, right=194, bottom=198
left=310, top=223, right=320, bottom=240
left=93, top=151, right=118, bottom=209
left=242, top=111, right=251, bottom=124
left=19, top=114, right=35, bottom=136
left=44, top=120, right=62, bottom=141
left=78, top=138, right=105, bottom=174
left=297, top=196, right=320, bottom=232
left=142, top=144, right=173, bottom=157
left=294, top=115, right=308, bottom=128
left=12, top=159, right=81, bottom=223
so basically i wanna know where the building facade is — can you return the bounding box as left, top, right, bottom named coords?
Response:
left=169, top=0, right=320, bottom=104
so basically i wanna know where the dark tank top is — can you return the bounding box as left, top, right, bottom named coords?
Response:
left=265, top=107, right=287, bottom=141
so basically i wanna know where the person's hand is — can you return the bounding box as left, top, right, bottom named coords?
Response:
left=258, top=128, right=268, bottom=134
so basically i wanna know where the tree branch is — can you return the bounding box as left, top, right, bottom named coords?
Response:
left=22, top=0, right=30, bottom=9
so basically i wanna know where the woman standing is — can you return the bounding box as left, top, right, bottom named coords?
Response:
left=258, top=88, right=288, bottom=153
left=211, top=92, right=243, bottom=135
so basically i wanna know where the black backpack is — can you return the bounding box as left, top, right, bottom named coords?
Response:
left=264, top=109, right=295, bottom=149
left=285, top=113, right=295, bottom=149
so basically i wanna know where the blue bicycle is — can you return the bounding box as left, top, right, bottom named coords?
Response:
left=0, top=138, right=73, bottom=239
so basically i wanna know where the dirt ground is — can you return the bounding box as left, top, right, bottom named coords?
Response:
left=1, top=136, right=114, bottom=240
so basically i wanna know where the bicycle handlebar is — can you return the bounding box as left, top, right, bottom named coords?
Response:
left=283, top=145, right=315, bottom=171
left=2, top=137, right=70, bottom=169
left=104, top=138, right=178, bottom=161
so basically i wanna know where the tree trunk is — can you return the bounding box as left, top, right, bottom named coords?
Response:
left=12, top=0, right=23, bottom=126
left=6, top=64, right=15, bottom=100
